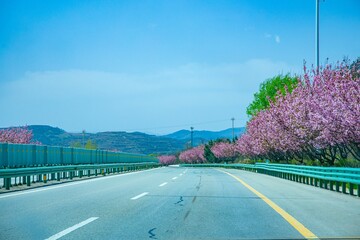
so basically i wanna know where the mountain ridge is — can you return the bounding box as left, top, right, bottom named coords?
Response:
left=1, top=125, right=245, bottom=155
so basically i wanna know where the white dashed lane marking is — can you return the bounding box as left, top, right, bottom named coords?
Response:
left=131, top=192, right=149, bottom=200
left=45, top=217, right=98, bottom=240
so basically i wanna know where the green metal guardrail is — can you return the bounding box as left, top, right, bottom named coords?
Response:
left=0, top=162, right=159, bottom=190
left=181, top=163, right=360, bottom=197
left=0, top=143, right=158, bottom=168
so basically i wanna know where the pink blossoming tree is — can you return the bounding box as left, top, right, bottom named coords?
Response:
left=158, top=155, right=177, bottom=165
left=0, top=127, right=35, bottom=144
left=236, top=62, right=360, bottom=165
left=179, top=145, right=206, bottom=164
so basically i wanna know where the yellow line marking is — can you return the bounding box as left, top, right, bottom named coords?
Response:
left=217, top=169, right=318, bottom=240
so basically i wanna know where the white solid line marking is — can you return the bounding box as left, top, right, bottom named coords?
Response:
left=45, top=217, right=98, bottom=240
left=0, top=168, right=159, bottom=200
left=172, top=177, right=178, bottom=180
left=131, top=192, right=149, bottom=200
left=159, top=182, right=168, bottom=187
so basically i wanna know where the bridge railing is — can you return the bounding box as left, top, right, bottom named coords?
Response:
left=0, top=143, right=158, bottom=168
left=0, top=162, right=159, bottom=190
left=181, top=163, right=360, bottom=197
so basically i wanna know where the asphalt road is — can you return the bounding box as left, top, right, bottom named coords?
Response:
left=0, top=166, right=359, bottom=240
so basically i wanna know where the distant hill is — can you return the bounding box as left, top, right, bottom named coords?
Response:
left=26, top=125, right=186, bottom=155
left=1, top=125, right=245, bottom=155
left=164, top=127, right=245, bottom=146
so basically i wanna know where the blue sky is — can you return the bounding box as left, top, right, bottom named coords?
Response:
left=0, top=0, right=359, bottom=134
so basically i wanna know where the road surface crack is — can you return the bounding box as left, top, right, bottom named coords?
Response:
left=148, top=227, right=157, bottom=239
left=174, top=196, right=184, bottom=206
left=196, top=176, right=202, bottom=191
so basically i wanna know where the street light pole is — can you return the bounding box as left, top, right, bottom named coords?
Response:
left=316, top=0, right=320, bottom=70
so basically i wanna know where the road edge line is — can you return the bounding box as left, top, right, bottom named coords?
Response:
left=217, top=169, right=318, bottom=240
left=0, top=167, right=160, bottom=199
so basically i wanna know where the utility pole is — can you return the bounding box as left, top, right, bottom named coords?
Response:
left=231, top=118, right=235, bottom=141
left=190, top=127, right=194, bottom=148
left=82, top=129, right=86, bottom=148
left=315, top=0, right=320, bottom=70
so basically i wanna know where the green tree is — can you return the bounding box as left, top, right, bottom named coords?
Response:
left=71, top=140, right=97, bottom=149
left=246, top=74, right=298, bottom=118
left=85, top=140, right=97, bottom=150
left=70, top=141, right=82, bottom=148
left=204, top=140, right=225, bottom=163
left=204, top=144, right=217, bottom=163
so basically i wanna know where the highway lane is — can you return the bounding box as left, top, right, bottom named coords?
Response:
left=224, top=168, right=360, bottom=239
left=0, top=166, right=359, bottom=239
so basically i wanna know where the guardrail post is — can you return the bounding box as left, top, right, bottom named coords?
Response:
left=22, top=176, right=26, bottom=185
left=95, top=169, right=98, bottom=176
left=88, top=170, right=91, bottom=177
left=5, top=178, right=10, bottom=190
left=57, top=172, right=61, bottom=181
left=349, top=183, right=354, bottom=195
left=335, top=181, right=340, bottom=192
left=70, top=171, right=73, bottom=180
left=26, top=176, right=31, bottom=186
left=342, top=182, right=346, bottom=194
left=43, top=174, right=47, bottom=183
left=79, top=170, right=83, bottom=178
left=329, top=181, right=334, bottom=191
left=357, top=185, right=360, bottom=197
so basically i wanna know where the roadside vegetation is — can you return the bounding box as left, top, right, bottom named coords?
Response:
left=159, top=59, right=360, bottom=167
left=0, top=127, right=39, bottom=145
left=70, top=140, right=98, bottom=150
